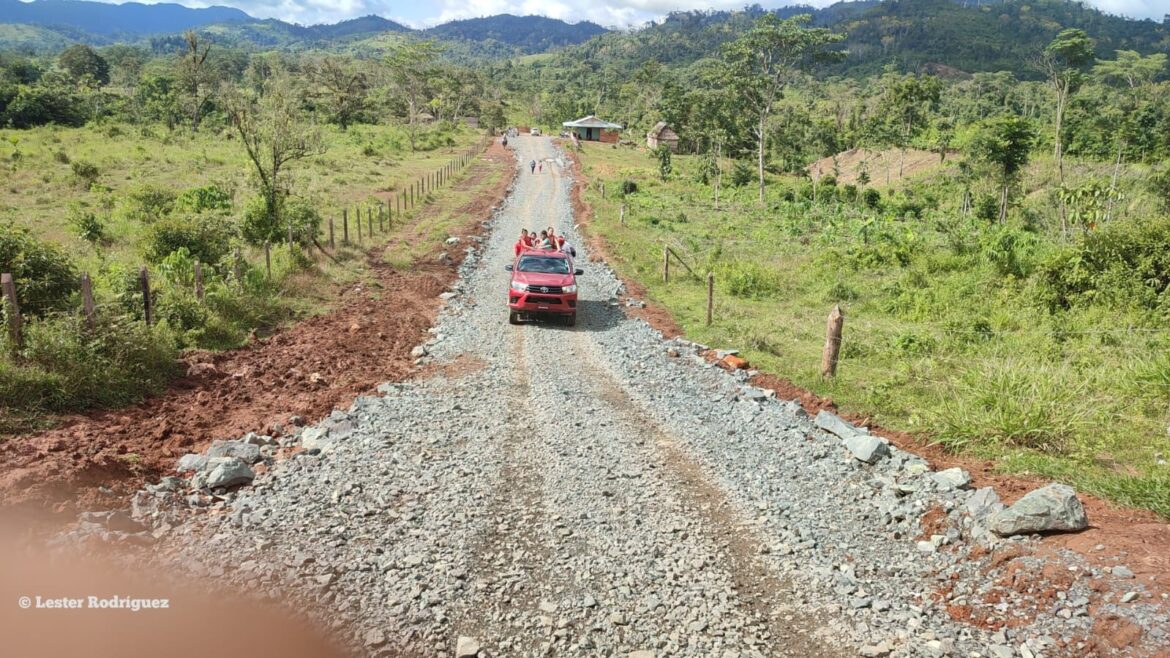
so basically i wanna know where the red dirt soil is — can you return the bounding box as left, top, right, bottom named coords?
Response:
left=0, top=141, right=514, bottom=523
left=565, top=143, right=1170, bottom=610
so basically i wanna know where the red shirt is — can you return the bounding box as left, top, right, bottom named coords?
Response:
left=514, top=240, right=524, bottom=256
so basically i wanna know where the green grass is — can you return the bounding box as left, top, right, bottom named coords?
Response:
left=577, top=142, right=1170, bottom=518
left=0, top=120, right=489, bottom=429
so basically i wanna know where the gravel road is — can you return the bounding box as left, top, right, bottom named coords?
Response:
left=141, top=136, right=1167, bottom=658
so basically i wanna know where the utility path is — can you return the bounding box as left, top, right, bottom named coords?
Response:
left=159, top=137, right=1163, bottom=658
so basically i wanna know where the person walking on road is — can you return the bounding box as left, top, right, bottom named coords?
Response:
left=530, top=160, right=536, bottom=174
left=538, top=161, right=543, bottom=174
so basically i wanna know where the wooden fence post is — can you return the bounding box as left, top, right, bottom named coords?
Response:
left=706, top=272, right=714, bottom=326
left=328, top=215, right=335, bottom=249
left=620, top=203, right=625, bottom=225
left=663, top=245, right=670, bottom=283
left=822, top=304, right=844, bottom=378
left=343, top=208, right=349, bottom=244
left=287, top=222, right=294, bottom=248
left=379, top=203, right=385, bottom=232
left=194, top=261, right=204, bottom=301
left=233, top=248, right=242, bottom=284
left=367, top=207, right=373, bottom=236
left=139, top=267, right=153, bottom=325
left=80, top=272, right=96, bottom=328
left=355, top=205, right=362, bottom=241
left=264, top=241, right=271, bottom=277
left=1, top=272, right=22, bottom=352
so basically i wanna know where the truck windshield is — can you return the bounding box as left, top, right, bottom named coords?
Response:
left=517, top=256, right=570, bottom=274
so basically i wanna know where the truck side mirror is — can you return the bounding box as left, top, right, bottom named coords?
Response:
left=574, top=269, right=584, bottom=276
left=504, top=264, right=513, bottom=271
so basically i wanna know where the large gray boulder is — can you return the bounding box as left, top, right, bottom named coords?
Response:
left=204, top=457, right=255, bottom=489
left=843, top=434, right=890, bottom=464
left=175, top=453, right=208, bottom=473
left=989, top=484, right=1088, bottom=536
left=206, top=439, right=262, bottom=464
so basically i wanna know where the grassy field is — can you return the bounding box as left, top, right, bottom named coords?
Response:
left=576, top=142, right=1170, bottom=518
left=0, top=121, right=481, bottom=262
left=0, top=120, right=488, bottom=430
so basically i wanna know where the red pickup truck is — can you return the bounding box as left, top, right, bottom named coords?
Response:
left=506, top=249, right=583, bottom=326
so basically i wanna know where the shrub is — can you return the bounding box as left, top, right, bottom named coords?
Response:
left=722, top=261, right=780, bottom=298
left=67, top=206, right=105, bottom=244
left=174, top=184, right=232, bottom=214
left=117, top=184, right=177, bottom=224
left=620, top=179, right=638, bottom=196
left=0, top=223, right=78, bottom=316
left=862, top=188, right=882, bottom=209
left=0, top=314, right=178, bottom=413
left=144, top=213, right=235, bottom=266
left=70, top=160, right=99, bottom=187
left=731, top=161, right=754, bottom=188
left=53, top=150, right=70, bottom=164
left=1037, top=215, right=1170, bottom=311
left=240, top=196, right=321, bottom=246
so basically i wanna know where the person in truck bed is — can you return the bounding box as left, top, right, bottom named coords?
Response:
left=514, top=229, right=533, bottom=256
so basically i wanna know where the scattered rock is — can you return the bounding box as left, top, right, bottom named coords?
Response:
left=206, top=440, right=261, bottom=464
left=176, top=454, right=208, bottom=473
left=843, top=434, right=889, bottom=464
left=859, top=642, right=891, bottom=658
left=1112, top=565, right=1135, bottom=579
left=364, top=629, right=386, bottom=647
left=989, top=483, right=1088, bottom=536
left=931, top=467, right=971, bottom=490
left=204, top=458, right=255, bottom=489
left=455, top=636, right=480, bottom=657
left=815, top=410, right=865, bottom=439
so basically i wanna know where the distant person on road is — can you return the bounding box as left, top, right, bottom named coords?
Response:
left=538, top=161, right=543, bottom=173
left=530, top=160, right=536, bottom=174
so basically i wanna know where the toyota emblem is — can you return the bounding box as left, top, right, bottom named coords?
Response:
left=541, top=286, right=549, bottom=293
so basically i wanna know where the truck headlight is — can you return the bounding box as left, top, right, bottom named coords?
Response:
left=563, top=284, right=577, bottom=294
left=511, top=281, right=527, bottom=292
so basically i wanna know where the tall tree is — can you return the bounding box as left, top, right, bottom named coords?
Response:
left=970, top=115, right=1036, bottom=224
left=383, top=41, right=441, bottom=151
left=309, top=56, right=369, bottom=130
left=222, top=71, right=324, bottom=240
left=176, top=30, right=214, bottom=131
left=1040, top=28, right=1095, bottom=235
left=58, top=45, right=109, bottom=87
left=723, top=14, right=843, bottom=204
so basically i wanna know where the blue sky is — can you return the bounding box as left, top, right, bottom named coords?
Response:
left=99, top=0, right=1170, bottom=28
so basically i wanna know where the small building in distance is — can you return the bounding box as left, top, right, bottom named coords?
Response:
left=646, top=121, right=679, bottom=152
left=562, top=115, right=623, bottom=143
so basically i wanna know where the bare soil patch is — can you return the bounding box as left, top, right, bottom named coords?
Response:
left=807, top=147, right=954, bottom=188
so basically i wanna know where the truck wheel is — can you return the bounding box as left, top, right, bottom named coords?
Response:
left=509, top=311, right=521, bottom=325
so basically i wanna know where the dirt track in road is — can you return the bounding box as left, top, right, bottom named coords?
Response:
left=0, top=141, right=514, bottom=520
